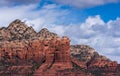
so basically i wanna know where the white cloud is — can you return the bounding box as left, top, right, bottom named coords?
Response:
left=67, top=16, right=120, bottom=63
left=0, top=0, right=40, bottom=6
left=23, top=4, right=69, bottom=32
left=0, top=4, right=39, bottom=27
left=0, top=4, right=68, bottom=32
left=54, top=0, right=119, bottom=8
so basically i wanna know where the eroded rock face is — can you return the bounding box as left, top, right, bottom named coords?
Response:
left=88, top=59, right=120, bottom=76
left=7, top=19, right=37, bottom=40
left=70, top=45, right=109, bottom=64
left=38, top=28, right=58, bottom=39
left=0, top=27, right=11, bottom=41
left=33, top=36, right=74, bottom=76
left=0, top=19, right=120, bottom=76
left=0, top=19, right=58, bottom=41
left=71, top=45, right=120, bottom=76
left=0, top=36, right=91, bottom=76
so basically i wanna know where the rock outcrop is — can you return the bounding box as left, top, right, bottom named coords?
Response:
left=0, top=27, right=11, bottom=41
left=7, top=19, right=37, bottom=40
left=71, top=45, right=120, bottom=76
left=38, top=28, right=58, bottom=39
left=70, top=45, right=109, bottom=64
left=0, top=19, right=119, bottom=76
left=88, top=59, right=120, bottom=76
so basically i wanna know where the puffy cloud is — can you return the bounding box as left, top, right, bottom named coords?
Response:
left=0, top=4, right=68, bottom=32
left=107, top=18, right=120, bottom=37
left=54, top=0, right=119, bottom=8
left=72, top=16, right=120, bottom=63
left=23, top=4, right=69, bottom=32
left=76, top=16, right=120, bottom=63
left=0, top=0, right=40, bottom=6
left=0, top=4, right=40, bottom=27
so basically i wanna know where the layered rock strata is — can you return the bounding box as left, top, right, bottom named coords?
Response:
left=0, top=19, right=119, bottom=76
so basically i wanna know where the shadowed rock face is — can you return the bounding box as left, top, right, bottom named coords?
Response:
left=71, top=45, right=120, bottom=76
left=0, top=19, right=119, bottom=76
left=70, top=45, right=110, bottom=65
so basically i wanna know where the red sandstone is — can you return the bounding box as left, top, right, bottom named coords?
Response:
left=0, top=19, right=120, bottom=76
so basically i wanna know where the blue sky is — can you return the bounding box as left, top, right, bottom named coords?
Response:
left=0, top=0, right=120, bottom=63
left=41, top=0, right=120, bottom=23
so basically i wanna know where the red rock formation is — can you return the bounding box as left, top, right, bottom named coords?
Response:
left=71, top=57, right=87, bottom=69
left=0, top=35, right=93, bottom=76
left=70, top=45, right=120, bottom=76
left=0, top=39, right=44, bottom=76
left=0, top=19, right=120, bottom=76
left=33, top=36, right=73, bottom=76
left=88, top=58, right=120, bottom=76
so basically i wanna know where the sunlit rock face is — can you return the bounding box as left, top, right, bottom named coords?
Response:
left=0, top=19, right=119, bottom=76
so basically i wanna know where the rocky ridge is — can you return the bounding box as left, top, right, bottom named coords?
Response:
left=0, top=19, right=58, bottom=41
left=0, top=19, right=119, bottom=76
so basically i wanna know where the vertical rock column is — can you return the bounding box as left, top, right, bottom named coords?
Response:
left=33, top=38, right=56, bottom=75
left=52, top=36, right=73, bottom=70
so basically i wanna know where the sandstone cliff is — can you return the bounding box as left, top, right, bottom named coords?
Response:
left=0, top=19, right=119, bottom=76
